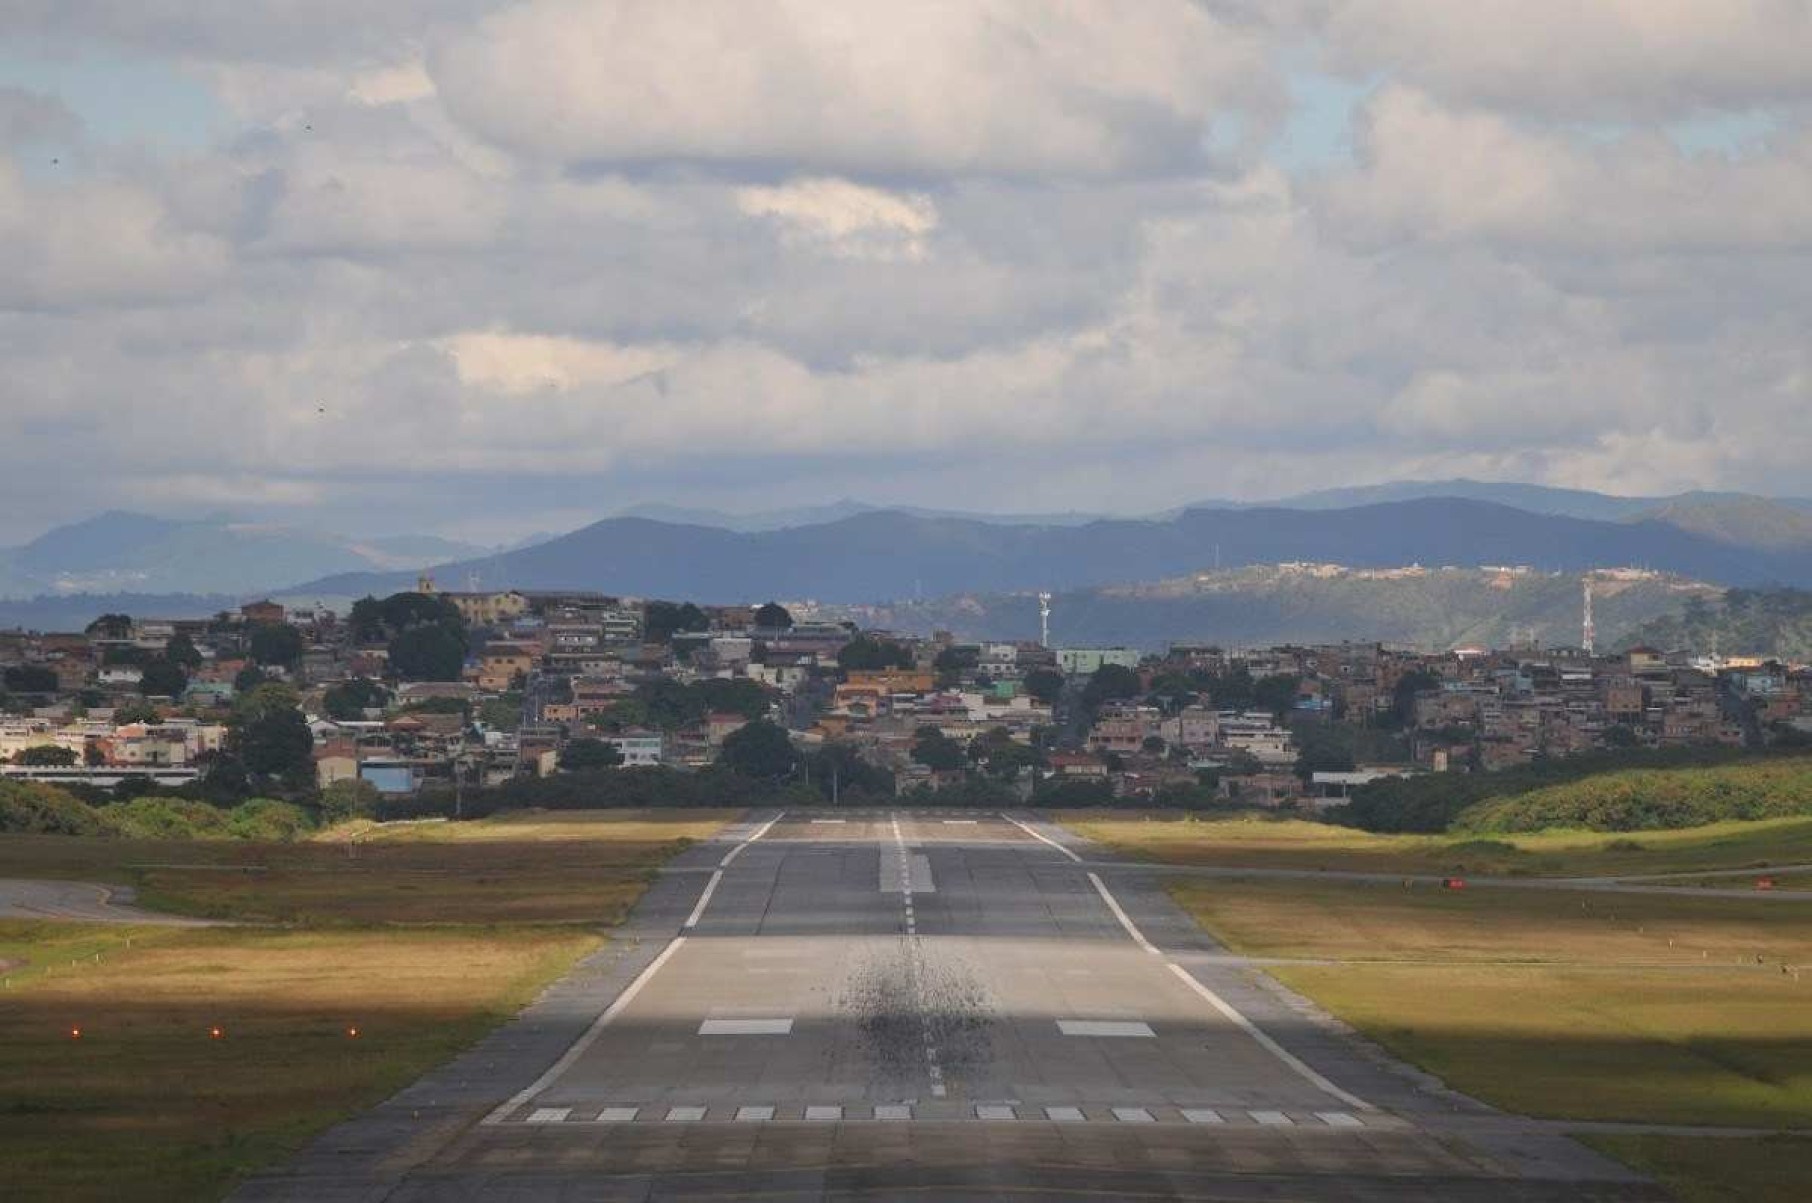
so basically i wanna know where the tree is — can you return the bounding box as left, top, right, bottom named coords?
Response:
left=559, top=737, right=624, bottom=772
left=234, top=664, right=269, bottom=693
left=164, top=632, right=202, bottom=670
left=388, top=624, right=467, bottom=681
left=478, top=695, right=522, bottom=733
left=249, top=622, right=304, bottom=668
left=230, top=683, right=314, bottom=785
left=644, top=600, right=709, bottom=645
left=138, top=658, right=188, bottom=698
left=318, top=778, right=380, bottom=823
left=1252, top=673, right=1302, bottom=720
left=719, top=719, right=797, bottom=779
left=754, top=602, right=794, bottom=630
left=838, top=636, right=913, bottom=672
left=911, top=726, right=967, bottom=772
left=1082, top=664, right=1141, bottom=710
left=14, top=744, right=78, bottom=767
left=3, top=665, right=58, bottom=694
left=1141, top=735, right=1168, bottom=756
left=1022, top=668, right=1065, bottom=705
left=1206, top=667, right=1255, bottom=711
left=1388, top=670, right=1442, bottom=729
left=85, top=614, right=132, bottom=640
left=113, top=699, right=161, bottom=725
left=323, top=678, right=389, bottom=721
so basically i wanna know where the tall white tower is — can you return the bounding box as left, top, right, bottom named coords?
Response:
left=1582, top=577, right=1596, bottom=655
left=1038, top=592, right=1052, bottom=648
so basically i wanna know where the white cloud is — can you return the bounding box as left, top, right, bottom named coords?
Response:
left=429, top=0, right=1281, bottom=176
left=1321, top=87, right=1812, bottom=251
left=1315, top=0, right=1812, bottom=120
left=736, top=177, right=937, bottom=261
left=348, top=61, right=436, bottom=107
left=437, top=330, right=684, bottom=394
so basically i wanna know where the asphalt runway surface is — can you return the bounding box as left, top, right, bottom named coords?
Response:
left=235, top=811, right=1669, bottom=1201
left=0, top=877, right=212, bottom=924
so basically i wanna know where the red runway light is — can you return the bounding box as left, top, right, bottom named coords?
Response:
left=70, top=1027, right=82, bottom=1040
left=210, top=1026, right=224, bottom=1040
left=347, top=1026, right=360, bottom=1038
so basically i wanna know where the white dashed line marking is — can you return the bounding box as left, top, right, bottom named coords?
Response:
left=665, top=1106, right=707, bottom=1122
left=1057, top=1019, right=1155, bottom=1038
left=1112, top=1107, right=1156, bottom=1123
left=1045, top=1106, right=1087, bottom=1122
left=874, top=1104, right=913, bottom=1121
left=805, top=1105, right=843, bottom=1121
left=698, top=1018, right=793, bottom=1035
left=1252, top=1110, right=1294, bottom=1126
left=1318, top=1111, right=1364, bottom=1128
left=976, top=1104, right=1018, bottom=1120
left=1182, top=1109, right=1225, bottom=1124
left=736, top=1105, right=776, bottom=1122
left=526, top=1107, right=571, bottom=1124
left=594, top=1106, right=639, bottom=1123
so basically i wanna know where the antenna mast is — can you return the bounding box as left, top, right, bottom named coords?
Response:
left=1038, top=592, right=1052, bottom=649
left=1582, top=577, right=1596, bottom=655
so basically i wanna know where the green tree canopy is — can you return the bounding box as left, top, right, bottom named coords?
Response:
left=3, top=665, right=58, bottom=694
left=14, top=744, right=78, bottom=766
left=85, top=613, right=133, bottom=639
left=1252, top=673, right=1303, bottom=719
left=138, top=658, right=189, bottom=698
left=643, top=600, right=709, bottom=645
left=838, top=635, right=914, bottom=672
left=559, top=737, right=625, bottom=773
left=1081, top=663, right=1142, bottom=710
left=388, top=624, right=468, bottom=682
left=719, top=719, right=797, bottom=779
left=229, top=683, right=314, bottom=786
left=323, top=678, right=389, bottom=720
left=1022, top=668, right=1065, bottom=705
left=164, top=632, right=203, bottom=670
left=911, top=726, right=967, bottom=772
left=249, top=622, right=304, bottom=668
left=754, top=602, right=794, bottom=630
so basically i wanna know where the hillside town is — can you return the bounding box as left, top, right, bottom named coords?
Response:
left=3, top=581, right=1811, bottom=811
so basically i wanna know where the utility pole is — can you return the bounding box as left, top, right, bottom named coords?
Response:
left=1582, top=577, right=1596, bottom=655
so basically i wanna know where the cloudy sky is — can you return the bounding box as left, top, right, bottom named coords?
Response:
left=2, top=2, right=1809, bottom=545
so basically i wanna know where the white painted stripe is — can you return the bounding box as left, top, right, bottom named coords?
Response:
left=482, top=935, right=690, bottom=1125
left=1182, top=1109, right=1225, bottom=1125
left=804, top=1105, right=843, bottom=1121
left=1317, top=1111, right=1364, bottom=1128
left=874, top=1104, right=913, bottom=1121
left=943, top=819, right=978, bottom=825
left=1088, top=872, right=1160, bottom=955
left=1252, top=1110, right=1294, bottom=1126
left=1045, top=1106, right=1086, bottom=1122
left=976, top=1104, right=1018, bottom=1120
left=526, top=1107, right=571, bottom=1124
left=736, top=1105, right=776, bottom=1122
left=1166, top=963, right=1375, bottom=1112
left=930, top=1083, right=948, bottom=1098
left=1112, top=1107, right=1155, bottom=1124
left=682, top=869, right=723, bottom=930
left=810, top=818, right=847, bottom=824
left=594, top=1106, right=639, bottom=1123
left=999, top=813, right=1083, bottom=862
left=719, top=811, right=785, bottom=867
left=1057, top=1019, right=1155, bottom=1038
left=699, top=1018, right=793, bottom=1035
left=665, top=1106, right=707, bottom=1122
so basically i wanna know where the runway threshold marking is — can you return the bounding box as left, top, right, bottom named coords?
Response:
left=1084, top=870, right=1379, bottom=1115
left=1057, top=1019, right=1155, bottom=1037
left=483, top=811, right=789, bottom=1126
left=999, top=813, right=1083, bottom=862
left=699, top=1018, right=793, bottom=1035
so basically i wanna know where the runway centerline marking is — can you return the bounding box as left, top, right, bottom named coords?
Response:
left=999, top=813, right=1083, bottom=862
left=699, top=1018, right=793, bottom=1035
left=1057, top=1019, right=1155, bottom=1037
left=891, top=813, right=948, bottom=1099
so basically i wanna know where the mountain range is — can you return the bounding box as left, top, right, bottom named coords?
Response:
left=289, top=496, right=1812, bottom=605
left=0, top=512, right=490, bottom=600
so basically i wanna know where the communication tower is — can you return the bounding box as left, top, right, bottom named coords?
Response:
left=1038, top=592, right=1052, bottom=648
left=1582, top=577, right=1596, bottom=655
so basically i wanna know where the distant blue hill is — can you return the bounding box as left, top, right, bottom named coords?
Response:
left=291, top=498, right=1812, bottom=604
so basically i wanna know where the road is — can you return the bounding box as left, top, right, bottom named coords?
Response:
left=235, top=811, right=1666, bottom=1201
left=0, top=877, right=212, bottom=924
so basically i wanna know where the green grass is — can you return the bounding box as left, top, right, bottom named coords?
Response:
left=1581, top=1134, right=1812, bottom=1203
left=1062, top=812, right=1812, bottom=878
left=1168, top=879, right=1812, bottom=1128
left=0, top=808, right=735, bottom=1200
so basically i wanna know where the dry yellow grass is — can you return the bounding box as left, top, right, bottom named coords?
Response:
left=0, top=921, right=599, bottom=1202
left=1168, top=879, right=1812, bottom=1128
left=1063, top=812, right=1812, bottom=878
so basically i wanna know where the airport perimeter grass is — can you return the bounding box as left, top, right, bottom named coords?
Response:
left=0, top=808, right=734, bottom=1200
left=1063, top=811, right=1812, bottom=878
left=1169, top=878, right=1812, bottom=1129
left=1580, top=1133, right=1812, bottom=1203
left=0, top=808, right=735, bottom=925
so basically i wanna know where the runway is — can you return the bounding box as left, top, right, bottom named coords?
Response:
left=234, top=811, right=1666, bottom=1201
left=0, top=877, right=214, bottom=924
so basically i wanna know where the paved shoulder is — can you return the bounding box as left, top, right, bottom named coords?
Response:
left=0, top=878, right=213, bottom=925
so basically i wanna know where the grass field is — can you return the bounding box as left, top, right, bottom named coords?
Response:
left=1581, top=1134, right=1812, bottom=1203
left=1063, top=812, right=1812, bottom=878
left=0, top=808, right=735, bottom=926
left=0, top=807, right=734, bottom=1201
left=1169, top=878, right=1812, bottom=1129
